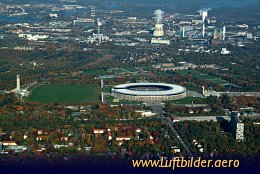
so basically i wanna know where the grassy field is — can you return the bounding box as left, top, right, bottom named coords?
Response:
left=85, top=67, right=140, bottom=77
left=85, top=69, right=107, bottom=76
left=28, top=84, right=101, bottom=103
left=113, top=68, right=128, bottom=74
left=0, top=114, right=15, bottom=120
left=173, top=97, right=206, bottom=104
left=124, top=67, right=140, bottom=73
left=178, top=70, right=229, bottom=85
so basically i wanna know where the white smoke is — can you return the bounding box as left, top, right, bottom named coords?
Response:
left=154, top=9, right=164, bottom=24
left=198, top=8, right=212, bottom=22
left=97, top=18, right=103, bottom=34
left=97, top=18, right=103, bottom=26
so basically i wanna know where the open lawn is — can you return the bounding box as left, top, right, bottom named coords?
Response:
left=113, top=68, right=128, bottom=74
left=173, top=97, right=206, bottom=104
left=0, top=114, right=15, bottom=120
left=177, top=69, right=201, bottom=76
left=85, top=69, right=107, bottom=76
left=178, top=70, right=229, bottom=85
left=124, top=67, right=140, bottom=73
left=28, top=84, right=101, bottom=103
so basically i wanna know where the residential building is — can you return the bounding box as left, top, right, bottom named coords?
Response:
left=231, top=112, right=245, bottom=141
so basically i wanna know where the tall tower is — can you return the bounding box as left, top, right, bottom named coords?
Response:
left=202, top=11, right=207, bottom=37
left=223, top=26, right=226, bottom=40
left=198, top=8, right=211, bottom=38
left=182, top=26, right=185, bottom=37
left=202, top=23, right=206, bottom=37
left=101, top=92, right=104, bottom=104
left=16, top=75, right=21, bottom=93
left=101, top=79, right=104, bottom=89
left=97, top=18, right=102, bottom=34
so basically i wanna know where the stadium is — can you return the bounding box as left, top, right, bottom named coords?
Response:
left=112, top=83, right=187, bottom=101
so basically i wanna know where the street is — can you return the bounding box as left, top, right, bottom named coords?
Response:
left=147, top=102, right=197, bottom=159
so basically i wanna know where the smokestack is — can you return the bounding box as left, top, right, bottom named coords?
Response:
left=101, top=79, right=104, bottom=89
left=223, top=26, right=226, bottom=40
left=198, top=8, right=211, bottom=22
left=213, top=28, right=218, bottom=39
left=153, top=9, right=164, bottom=37
left=16, top=75, right=20, bottom=93
left=198, top=8, right=211, bottom=38
left=97, top=18, right=102, bottom=34
left=182, top=26, right=185, bottom=37
left=202, top=23, right=205, bottom=37
left=202, top=11, right=208, bottom=22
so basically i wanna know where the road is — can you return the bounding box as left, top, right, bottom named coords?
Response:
left=21, top=82, right=38, bottom=91
left=177, top=116, right=230, bottom=122
left=187, top=91, right=204, bottom=98
left=165, top=117, right=197, bottom=159
left=147, top=102, right=197, bottom=159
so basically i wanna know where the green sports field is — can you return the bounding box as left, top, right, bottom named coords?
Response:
left=178, top=70, right=229, bottom=85
left=28, top=84, right=101, bottom=103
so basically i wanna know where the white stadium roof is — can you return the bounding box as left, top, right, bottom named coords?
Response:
left=112, top=83, right=186, bottom=96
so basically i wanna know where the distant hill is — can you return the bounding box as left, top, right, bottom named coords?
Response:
left=3, top=0, right=260, bottom=6
left=2, top=0, right=259, bottom=18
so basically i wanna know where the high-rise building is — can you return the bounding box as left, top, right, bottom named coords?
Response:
left=213, top=29, right=218, bottom=39
left=0, top=142, right=3, bottom=151
left=231, top=112, right=244, bottom=142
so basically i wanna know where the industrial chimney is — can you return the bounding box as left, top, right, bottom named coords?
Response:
left=182, top=26, right=185, bottom=38
left=16, top=75, right=21, bottom=93
left=223, top=26, right=226, bottom=40
left=153, top=24, right=164, bottom=37
left=198, top=8, right=211, bottom=37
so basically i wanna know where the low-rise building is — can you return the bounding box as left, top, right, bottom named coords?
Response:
left=221, top=48, right=231, bottom=55
left=151, top=38, right=170, bottom=45
left=116, top=137, right=132, bottom=141
left=135, top=110, right=156, bottom=117
left=93, top=129, right=106, bottom=137
left=116, top=136, right=132, bottom=145
left=2, top=141, right=18, bottom=146
left=135, top=128, right=141, bottom=133
left=173, top=117, right=179, bottom=123
left=172, top=146, right=181, bottom=153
